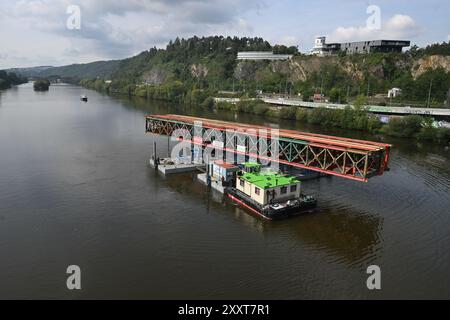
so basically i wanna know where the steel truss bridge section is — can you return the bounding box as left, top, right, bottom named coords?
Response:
left=145, top=114, right=391, bottom=182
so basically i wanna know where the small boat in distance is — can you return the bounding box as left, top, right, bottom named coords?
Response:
left=80, top=95, right=88, bottom=102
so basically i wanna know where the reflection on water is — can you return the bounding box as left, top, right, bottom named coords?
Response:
left=0, top=84, right=449, bottom=299
left=162, top=172, right=382, bottom=269
left=268, top=209, right=382, bottom=268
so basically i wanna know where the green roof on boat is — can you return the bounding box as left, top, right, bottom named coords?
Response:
left=239, top=171, right=300, bottom=189
left=242, top=162, right=261, bottom=169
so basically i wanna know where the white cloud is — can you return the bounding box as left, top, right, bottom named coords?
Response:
left=237, top=19, right=253, bottom=33
left=328, top=14, right=421, bottom=42
left=280, top=36, right=299, bottom=47
left=0, top=0, right=265, bottom=67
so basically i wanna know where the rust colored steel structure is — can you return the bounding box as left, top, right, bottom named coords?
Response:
left=145, top=114, right=392, bottom=182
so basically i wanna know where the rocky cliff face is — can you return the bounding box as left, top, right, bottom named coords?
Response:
left=190, top=63, right=209, bottom=78
left=412, top=55, right=450, bottom=79
left=233, top=56, right=366, bottom=82
left=232, top=54, right=450, bottom=83
left=269, top=59, right=310, bottom=82
left=142, top=67, right=169, bottom=85
left=234, top=61, right=266, bottom=81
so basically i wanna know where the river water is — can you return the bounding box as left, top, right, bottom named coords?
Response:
left=0, top=83, right=449, bottom=299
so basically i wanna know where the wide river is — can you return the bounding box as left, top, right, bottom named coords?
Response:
left=0, top=83, right=449, bottom=299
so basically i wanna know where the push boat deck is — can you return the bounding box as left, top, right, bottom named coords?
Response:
left=226, top=187, right=317, bottom=221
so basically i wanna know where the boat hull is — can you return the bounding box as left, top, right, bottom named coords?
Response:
left=226, top=188, right=317, bottom=220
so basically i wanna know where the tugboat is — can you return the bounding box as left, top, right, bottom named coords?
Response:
left=227, top=187, right=317, bottom=220
left=80, top=95, right=88, bottom=102
left=200, top=161, right=317, bottom=220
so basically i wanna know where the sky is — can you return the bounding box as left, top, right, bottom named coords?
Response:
left=0, top=0, right=449, bottom=69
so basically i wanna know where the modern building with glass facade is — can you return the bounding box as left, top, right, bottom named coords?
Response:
left=311, top=36, right=410, bottom=55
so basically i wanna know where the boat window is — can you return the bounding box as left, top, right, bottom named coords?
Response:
left=281, top=186, right=287, bottom=194
left=240, top=179, right=245, bottom=187
left=255, top=187, right=260, bottom=195
left=291, top=185, right=297, bottom=193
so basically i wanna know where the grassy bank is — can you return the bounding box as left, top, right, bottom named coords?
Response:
left=79, top=79, right=450, bottom=145
left=216, top=99, right=450, bottom=144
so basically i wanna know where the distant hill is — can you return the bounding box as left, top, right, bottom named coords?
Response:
left=5, top=60, right=120, bottom=80
left=39, top=60, right=120, bottom=79
left=7, top=36, right=294, bottom=84
left=5, top=66, right=53, bottom=77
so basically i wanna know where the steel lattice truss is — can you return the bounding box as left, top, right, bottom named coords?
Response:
left=146, top=114, right=391, bottom=182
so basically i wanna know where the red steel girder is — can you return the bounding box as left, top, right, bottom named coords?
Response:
left=145, top=114, right=392, bottom=182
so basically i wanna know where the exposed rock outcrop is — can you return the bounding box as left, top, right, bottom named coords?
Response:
left=190, top=64, right=209, bottom=78
left=412, top=55, right=450, bottom=79
left=142, top=67, right=169, bottom=85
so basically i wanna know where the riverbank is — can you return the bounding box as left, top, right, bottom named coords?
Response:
left=218, top=99, right=450, bottom=144
left=0, top=71, right=28, bottom=90
left=79, top=80, right=450, bottom=145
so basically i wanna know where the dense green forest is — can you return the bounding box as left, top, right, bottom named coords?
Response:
left=408, top=41, right=450, bottom=57
left=0, top=71, right=28, bottom=89
left=77, top=36, right=450, bottom=106
left=3, top=36, right=449, bottom=143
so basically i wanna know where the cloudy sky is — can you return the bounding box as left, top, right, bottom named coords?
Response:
left=0, top=0, right=449, bottom=69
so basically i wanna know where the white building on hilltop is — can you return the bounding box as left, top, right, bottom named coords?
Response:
left=237, top=51, right=293, bottom=61
left=310, top=36, right=341, bottom=56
